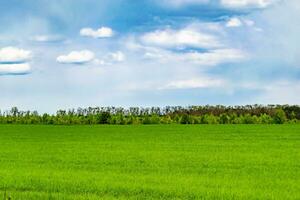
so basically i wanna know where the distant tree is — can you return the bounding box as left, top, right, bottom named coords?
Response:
left=242, top=114, right=256, bottom=124
left=219, top=114, right=230, bottom=124
left=111, top=114, right=126, bottom=125
left=201, top=114, right=218, bottom=124
left=0, top=105, right=299, bottom=125
left=273, top=109, right=287, bottom=124
left=160, top=116, right=173, bottom=124
left=180, top=114, right=191, bottom=124
left=259, top=114, right=273, bottom=124
left=142, top=116, right=152, bottom=125
left=150, top=115, right=160, bottom=124
left=97, top=112, right=111, bottom=124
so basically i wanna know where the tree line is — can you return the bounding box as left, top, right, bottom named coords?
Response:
left=0, top=105, right=300, bottom=125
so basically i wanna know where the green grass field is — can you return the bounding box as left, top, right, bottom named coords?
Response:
left=0, top=125, right=299, bottom=200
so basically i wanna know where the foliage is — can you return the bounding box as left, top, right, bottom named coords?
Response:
left=273, top=109, right=287, bottom=124
left=0, top=105, right=300, bottom=125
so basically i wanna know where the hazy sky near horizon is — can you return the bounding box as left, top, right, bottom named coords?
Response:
left=0, top=0, right=300, bottom=112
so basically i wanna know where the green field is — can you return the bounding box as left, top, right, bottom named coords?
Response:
left=0, top=125, right=299, bottom=200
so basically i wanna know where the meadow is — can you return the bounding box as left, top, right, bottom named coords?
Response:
left=0, top=125, right=299, bottom=199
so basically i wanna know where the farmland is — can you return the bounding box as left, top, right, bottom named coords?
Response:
left=0, top=125, right=299, bottom=199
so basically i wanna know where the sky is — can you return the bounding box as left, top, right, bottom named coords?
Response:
left=0, top=0, right=300, bottom=113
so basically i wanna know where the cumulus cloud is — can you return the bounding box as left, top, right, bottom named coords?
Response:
left=56, top=50, right=125, bottom=65
left=80, top=27, right=114, bottom=38
left=0, top=47, right=32, bottom=75
left=0, top=47, right=32, bottom=64
left=221, top=0, right=277, bottom=9
left=0, top=63, right=31, bottom=75
left=140, top=28, right=221, bottom=49
left=57, top=50, right=95, bottom=64
left=127, top=22, right=247, bottom=68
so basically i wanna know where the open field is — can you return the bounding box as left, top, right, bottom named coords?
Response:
left=0, top=125, right=299, bottom=200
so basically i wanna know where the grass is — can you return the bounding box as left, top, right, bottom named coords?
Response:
left=0, top=125, right=299, bottom=199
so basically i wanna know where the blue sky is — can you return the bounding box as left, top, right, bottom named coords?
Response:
left=0, top=0, right=300, bottom=112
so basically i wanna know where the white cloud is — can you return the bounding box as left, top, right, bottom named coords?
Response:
left=0, top=47, right=32, bottom=75
left=57, top=50, right=95, bottom=64
left=80, top=27, right=114, bottom=38
left=225, top=17, right=258, bottom=30
left=226, top=17, right=243, bottom=27
left=143, top=47, right=246, bottom=66
left=127, top=24, right=246, bottom=67
left=161, top=77, right=225, bottom=89
left=221, top=0, right=277, bottom=9
left=0, top=63, right=31, bottom=74
left=140, top=28, right=221, bottom=49
left=0, top=47, right=32, bottom=64
left=31, top=35, right=65, bottom=43
left=57, top=50, right=125, bottom=66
